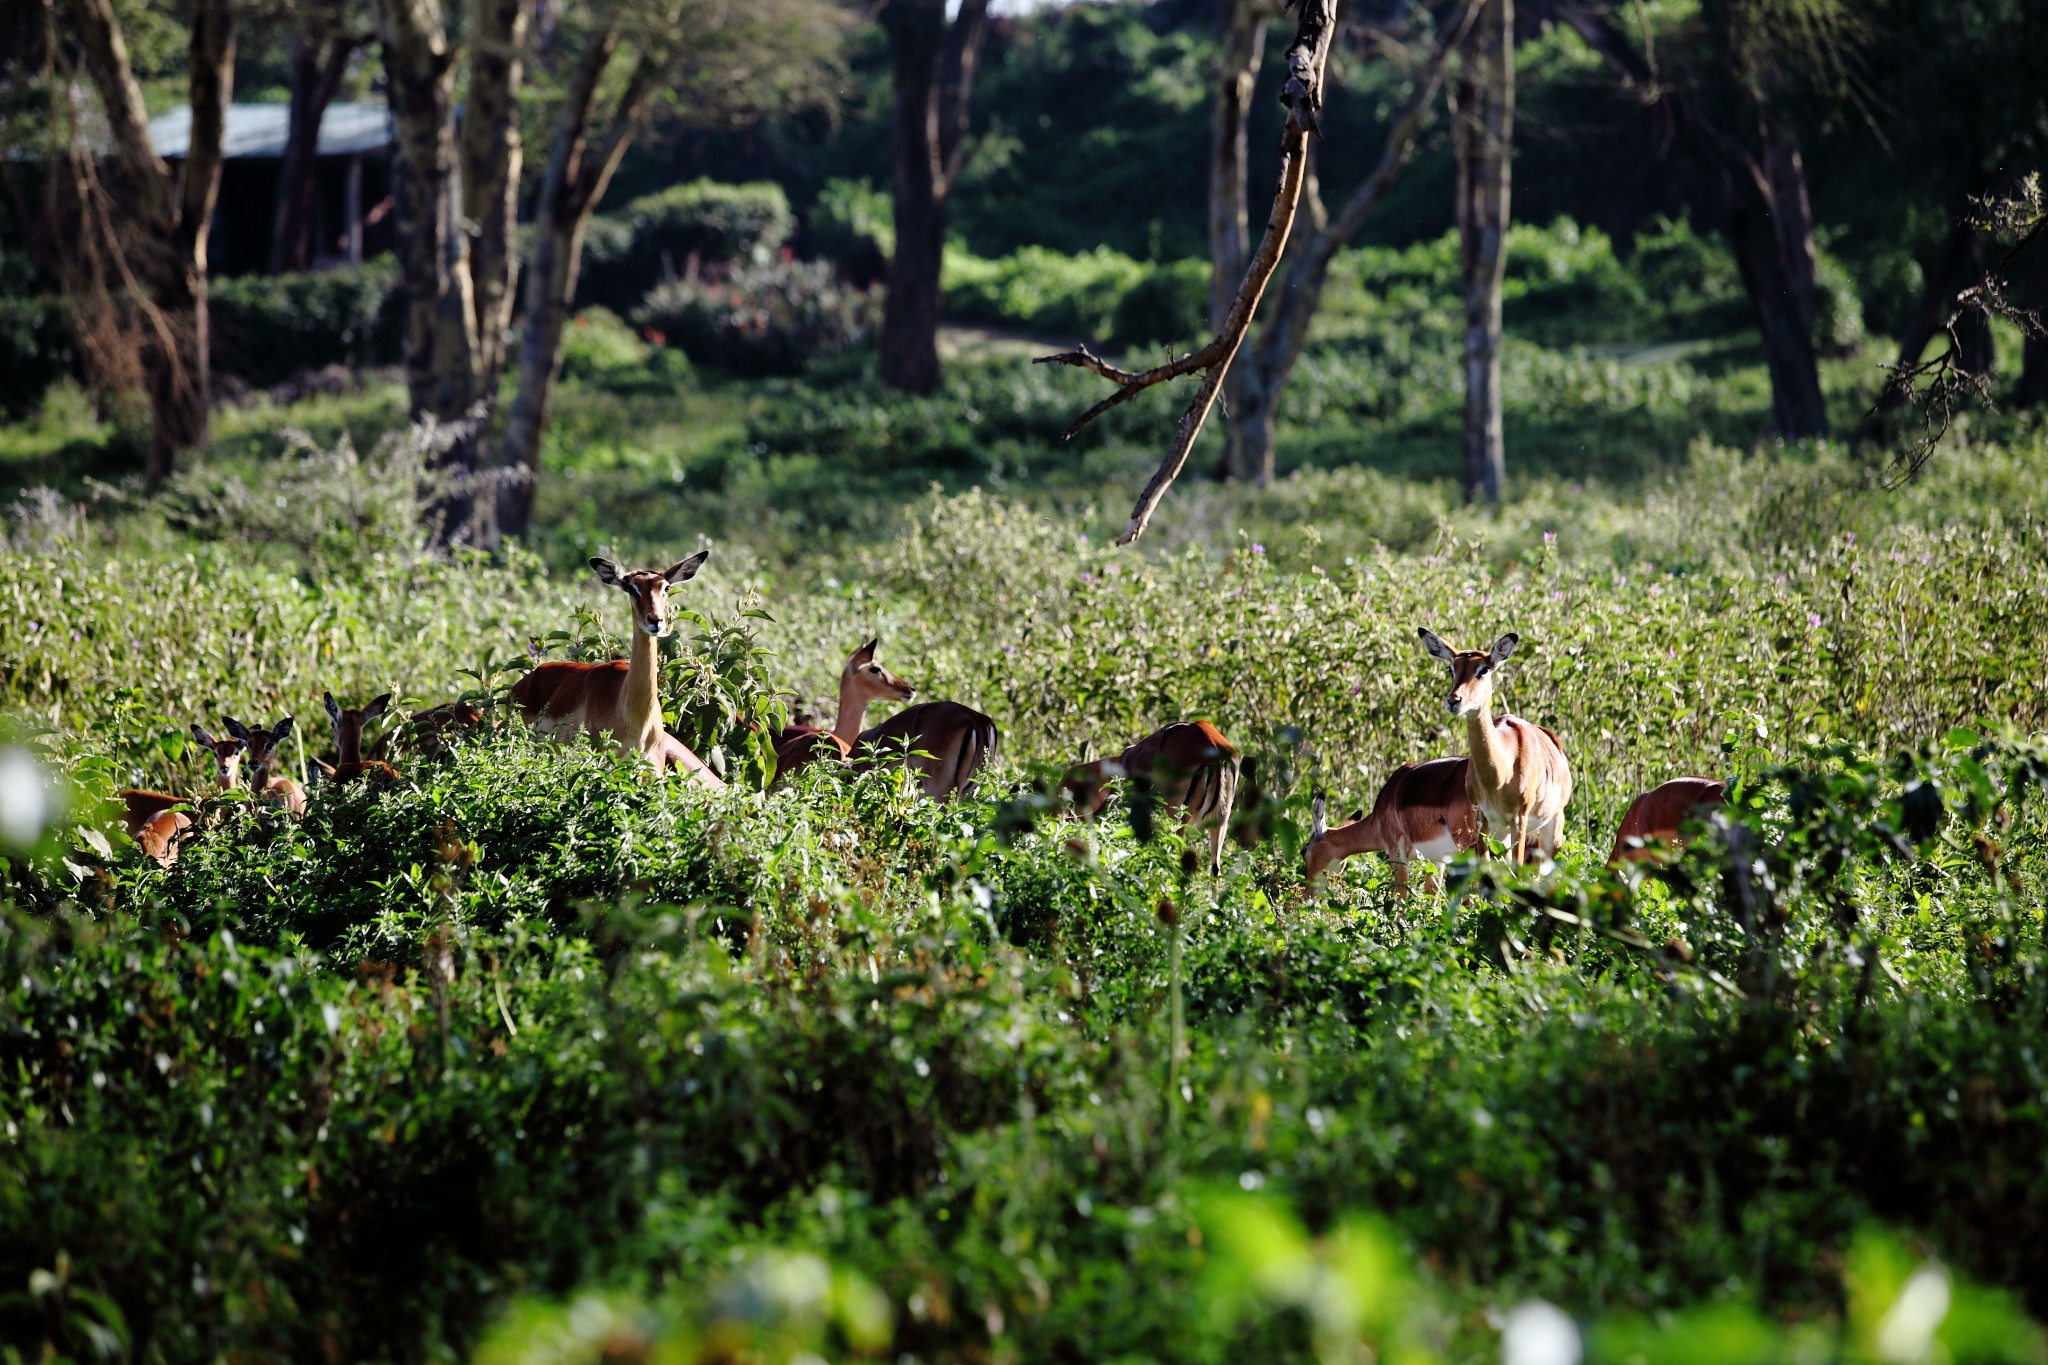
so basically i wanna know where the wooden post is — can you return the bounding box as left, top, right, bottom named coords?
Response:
left=345, top=153, right=363, bottom=263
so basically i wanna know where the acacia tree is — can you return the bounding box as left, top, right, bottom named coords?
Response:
left=269, top=0, right=370, bottom=272
left=494, top=0, right=843, bottom=538
left=374, top=0, right=528, bottom=541
left=58, top=0, right=236, bottom=479
left=876, top=0, right=991, bottom=395
left=1042, top=0, right=1338, bottom=544
left=1548, top=0, right=1837, bottom=441
left=1452, top=0, right=1511, bottom=503
left=1208, top=0, right=1479, bottom=486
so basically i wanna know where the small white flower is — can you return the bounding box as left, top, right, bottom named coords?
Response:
left=1501, top=1300, right=1580, bottom=1365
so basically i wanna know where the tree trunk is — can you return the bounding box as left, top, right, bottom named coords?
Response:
left=499, top=34, right=659, bottom=540
left=376, top=0, right=523, bottom=544
left=1455, top=0, right=1511, bottom=504
left=65, top=0, right=234, bottom=481
left=1210, top=0, right=1270, bottom=481
left=270, top=16, right=358, bottom=273
left=879, top=0, right=989, bottom=395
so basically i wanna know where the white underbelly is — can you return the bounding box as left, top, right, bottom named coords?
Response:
left=1407, top=831, right=1462, bottom=865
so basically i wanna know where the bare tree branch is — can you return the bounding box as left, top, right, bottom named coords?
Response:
left=1038, top=0, right=1339, bottom=546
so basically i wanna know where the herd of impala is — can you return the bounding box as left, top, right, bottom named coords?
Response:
left=120, top=552, right=1726, bottom=889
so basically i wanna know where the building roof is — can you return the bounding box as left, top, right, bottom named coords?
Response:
left=148, top=101, right=393, bottom=160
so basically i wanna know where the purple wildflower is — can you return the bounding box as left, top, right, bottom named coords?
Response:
left=1807, top=612, right=1822, bottom=629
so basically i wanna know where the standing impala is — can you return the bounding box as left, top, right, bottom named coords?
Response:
left=1063, top=721, right=1239, bottom=875
left=510, top=552, right=722, bottom=788
left=320, top=692, right=404, bottom=785
left=1609, top=776, right=1725, bottom=864
left=854, top=701, right=998, bottom=800
left=225, top=716, right=308, bottom=816
left=119, top=723, right=248, bottom=866
left=1304, top=757, right=1481, bottom=894
left=1417, top=628, right=1572, bottom=863
left=774, top=640, right=917, bottom=784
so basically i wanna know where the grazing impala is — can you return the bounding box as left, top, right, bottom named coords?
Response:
left=854, top=701, right=998, bottom=800
left=1609, top=777, right=1725, bottom=864
left=119, top=723, right=247, bottom=866
left=774, top=640, right=918, bottom=784
left=321, top=692, right=404, bottom=785
left=509, top=552, right=722, bottom=788
left=1305, top=757, right=1481, bottom=894
left=1063, top=721, right=1240, bottom=875
left=225, top=716, right=307, bottom=816
left=1417, top=628, right=1572, bottom=863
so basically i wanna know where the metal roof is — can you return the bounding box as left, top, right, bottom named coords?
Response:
left=148, top=102, right=393, bottom=160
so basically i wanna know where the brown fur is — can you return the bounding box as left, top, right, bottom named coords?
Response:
left=118, top=723, right=250, bottom=866
left=510, top=552, right=722, bottom=788
left=1418, top=628, right=1573, bottom=863
left=225, top=716, right=307, bottom=816
left=1609, top=777, right=1725, bottom=864
left=1064, top=721, right=1240, bottom=875
left=774, top=640, right=918, bottom=784
left=855, top=701, right=998, bottom=800
left=1305, top=756, right=1482, bottom=893
left=323, top=692, right=404, bottom=786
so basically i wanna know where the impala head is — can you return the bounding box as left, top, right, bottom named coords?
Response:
left=223, top=716, right=294, bottom=782
left=189, top=722, right=246, bottom=789
left=1060, top=757, right=1124, bottom=820
left=1418, top=628, right=1518, bottom=718
left=1302, top=792, right=1369, bottom=883
left=324, top=691, right=392, bottom=754
left=844, top=638, right=917, bottom=706
left=589, top=550, right=711, bottom=638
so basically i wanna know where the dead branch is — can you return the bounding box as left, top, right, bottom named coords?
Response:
left=1036, top=0, right=1338, bottom=546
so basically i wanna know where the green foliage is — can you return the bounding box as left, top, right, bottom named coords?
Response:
left=635, top=261, right=880, bottom=377
left=808, top=175, right=894, bottom=263
left=944, top=245, right=1208, bottom=349
left=580, top=180, right=796, bottom=315
left=208, top=261, right=404, bottom=388
left=0, top=294, right=74, bottom=419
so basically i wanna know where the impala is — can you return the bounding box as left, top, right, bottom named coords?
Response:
left=225, top=716, right=307, bottom=816
left=1609, top=776, right=1725, bottom=864
left=119, top=723, right=247, bottom=866
left=321, top=692, right=404, bottom=784
left=1305, top=756, right=1480, bottom=894
left=1063, top=721, right=1239, bottom=875
left=1417, top=628, right=1572, bottom=863
left=371, top=698, right=485, bottom=759
left=854, top=701, right=998, bottom=800
left=774, top=640, right=918, bottom=784
left=509, top=552, right=722, bottom=788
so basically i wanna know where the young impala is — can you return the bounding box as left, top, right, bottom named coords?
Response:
left=1304, top=757, right=1481, bottom=894
left=509, top=552, right=722, bottom=788
left=225, top=716, right=307, bottom=816
left=1417, top=628, right=1572, bottom=863
left=773, top=640, right=918, bottom=784
left=854, top=701, right=998, bottom=800
left=1609, top=776, right=1725, bottom=864
left=1063, top=721, right=1239, bottom=875
left=119, top=723, right=247, bottom=866
left=320, top=692, right=404, bottom=785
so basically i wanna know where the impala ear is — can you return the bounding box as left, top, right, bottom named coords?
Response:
left=663, top=549, right=710, bottom=584
left=272, top=717, right=295, bottom=744
left=191, top=722, right=216, bottom=748
left=1489, top=632, right=1520, bottom=664
left=323, top=692, right=342, bottom=725
left=852, top=637, right=877, bottom=665
left=366, top=693, right=393, bottom=721
left=1311, top=793, right=1328, bottom=840
left=588, top=557, right=624, bottom=587
left=1417, top=627, right=1455, bottom=663
left=223, top=716, right=250, bottom=741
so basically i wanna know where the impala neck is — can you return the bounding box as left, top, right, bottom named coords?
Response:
left=625, top=626, right=662, bottom=743
left=1464, top=694, right=1515, bottom=797
left=831, top=673, right=872, bottom=748
left=336, top=725, right=362, bottom=767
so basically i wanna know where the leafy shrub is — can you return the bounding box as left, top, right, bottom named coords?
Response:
left=635, top=261, right=878, bottom=377
left=1814, top=246, right=1869, bottom=355
left=944, top=245, right=1205, bottom=348
left=208, top=260, right=404, bottom=387
left=808, top=176, right=894, bottom=272
left=0, top=295, right=74, bottom=419
left=579, top=180, right=795, bottom=314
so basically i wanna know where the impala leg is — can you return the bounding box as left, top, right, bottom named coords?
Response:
left=1393, top=860, right=1410, bottom=898
left=1514, top=814, right=1529, bottom=865
left=1208, top=819, right=1226, bottom=877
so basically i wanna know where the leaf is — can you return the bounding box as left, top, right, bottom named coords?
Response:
left=78, top=825, right=112, bottom=861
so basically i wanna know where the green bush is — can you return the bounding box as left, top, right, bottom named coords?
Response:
left=808, top=176, right=894, bottom=266
left=579, top=180, right=795, bottom=314
left=1814, top=246, right=1869, bottom=355
left=208, top=261, right=404, bottom=387
left=635, top=261, right=878, bottom=377
left=943, top=245, right=1205, bottom=349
